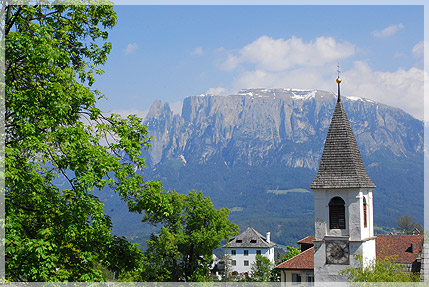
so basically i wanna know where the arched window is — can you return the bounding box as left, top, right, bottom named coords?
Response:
left=329, top=197, right=346, bottom=229
left=363, top=197, right=367, bottom=228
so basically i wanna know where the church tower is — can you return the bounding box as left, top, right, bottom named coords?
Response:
left=310, top=72, right=376, bottom=282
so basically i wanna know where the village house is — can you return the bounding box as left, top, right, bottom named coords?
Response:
left=223, top=226, right=276, bottom=278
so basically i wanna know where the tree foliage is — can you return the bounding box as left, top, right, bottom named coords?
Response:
left=124, top=190, right=239, bottom=282
left=397, top=215, right=423, bottom=235
left=250, top=254, right=273, bottom=282
left=5, top=3, right=171, bottom=281
left=341, top=254, right=420, bottom=282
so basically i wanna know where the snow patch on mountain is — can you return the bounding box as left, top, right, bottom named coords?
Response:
left=291, top=90, right=317, bottom=100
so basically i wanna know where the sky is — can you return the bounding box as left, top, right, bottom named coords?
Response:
left=93, top=4, right=425, bottom=121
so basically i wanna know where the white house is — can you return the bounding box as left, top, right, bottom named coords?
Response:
left=223, top=226, right=276, bottom=277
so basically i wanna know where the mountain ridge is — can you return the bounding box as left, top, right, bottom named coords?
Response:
left=144, top=88, right=422, bottom=170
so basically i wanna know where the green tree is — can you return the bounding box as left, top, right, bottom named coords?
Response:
left=5, top=4, right=171, bottom=281
left=218, top=254, right=233, bottom=282
left=283, top=246, right=301, bottom=261
left=397, top=215, right=423, bottom=235
left=341, top=254, right=420, bottom=282
left=133, top=190, right=239, bottom=282
left=250, top=254, right=273, bottom=282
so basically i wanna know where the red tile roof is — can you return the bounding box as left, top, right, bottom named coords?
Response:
left=376, top=234, right=423, bottom=263
left=275, top=234, right=423, bottom=271
left=297, top=236, right=315, bottom=245
left=275, top=247, right=314, bottom=270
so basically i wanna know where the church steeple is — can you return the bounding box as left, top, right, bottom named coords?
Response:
left=311, top=72, right=377, bottom=283
left=310, top=75, right=375, bottom=189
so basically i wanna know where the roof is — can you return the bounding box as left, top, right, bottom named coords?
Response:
left=274, top=247, right=314, bottom=270
left=376, top=234, right=424, bottom=263
left=297, top=236, right=315, bottom=245
left=225, top=227, right=276, bottom=248
left=310, top=101, right=376, bottom=189
left=275, top=234, right=423, bottom=271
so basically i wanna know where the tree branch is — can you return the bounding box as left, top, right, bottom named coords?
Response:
left=5, top=5, right=22, bottom=36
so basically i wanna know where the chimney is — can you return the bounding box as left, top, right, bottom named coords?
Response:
left=266, top=231, right=271, bottom=243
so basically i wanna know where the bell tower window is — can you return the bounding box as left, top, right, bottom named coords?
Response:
left=363, top=197, right=367, bottom=228
left=329, top=197, right=346, bottom=229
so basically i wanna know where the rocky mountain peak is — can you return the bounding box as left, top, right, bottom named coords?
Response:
left=143, top=89, right=423, bottom=169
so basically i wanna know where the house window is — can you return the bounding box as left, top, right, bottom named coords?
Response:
left=244, top=260, right=249, bottom=266
left=329, top=196, right=346, bottom=229
left=244, top=250, right=248, bottom=256
left=250, top=239, right=257, bottom=243
left=292, top=273, right=301, bottom=283
left=256, top=250, right=261, bottom=255
left=363, top=197, right=367, bottom=228
left=236, top=240, right=242, bottom=243
left=232, top=260, right=236, bottom=266
left=231, top=250, right=236, bottom=256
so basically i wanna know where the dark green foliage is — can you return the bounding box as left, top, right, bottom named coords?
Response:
left=123, top=190, right=239, bottom=282
left=250, top=254, right=273, bottom=282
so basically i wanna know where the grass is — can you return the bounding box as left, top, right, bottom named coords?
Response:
left=266, top=188, right=310, bottom=195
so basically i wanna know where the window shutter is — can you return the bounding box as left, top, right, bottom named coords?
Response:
left=329, top=197, right=346, bottom=229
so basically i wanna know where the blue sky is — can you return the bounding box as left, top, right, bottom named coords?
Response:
left=94, top=5, right=425, bottom=120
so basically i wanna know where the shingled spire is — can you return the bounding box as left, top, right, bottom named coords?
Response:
left=310, top=76, right=375, bottom=189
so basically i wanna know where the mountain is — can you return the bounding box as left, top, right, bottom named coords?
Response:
left=105, top=89, right=424, bottom=247
left=144, top=89, right=422, bottom=169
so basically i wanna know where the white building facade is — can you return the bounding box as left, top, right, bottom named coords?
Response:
left=224, top=227, right=276, bottom=276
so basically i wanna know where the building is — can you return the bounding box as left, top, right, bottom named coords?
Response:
left=310, top=74, right=376, bottom=282
left=223, top=226, right=276, bottom=277
left=275, top=237, right=315, bottom=285
left=275, top=234, right=424, bottom=286
left=275, top=74, right=424, bottom=285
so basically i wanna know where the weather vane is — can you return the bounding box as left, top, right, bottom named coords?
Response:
left=336, top=63, right=342, bottom=102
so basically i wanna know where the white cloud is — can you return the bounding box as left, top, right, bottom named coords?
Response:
left=412, top=41, right=424, bottom=58
left=372, top=24, right=403, bottom=38
left=191, top=46, right=204, bottom=56
left=343, top=61, right=424, bottom=120
left=216, top=35, right=423, bottom=120
left=125, top=43, right=138, bottom=55
left=220, top=54, right=240, bottom=71
left=220, top=35, right=355, bottom=72
left=206, top=87, right=227, bottom=95
left=228, top=63, right=424, bottom=120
